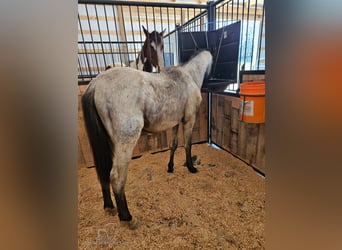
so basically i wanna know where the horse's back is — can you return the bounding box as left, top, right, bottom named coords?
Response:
left=94, top=65, right=200, bottom=98
left=96, top=66, right=187, bottom=92
left=101, top=66, right=199, bottom=103
left=91, top=68, right=143, bottom=117
left=101, top=66, right=142, bottom=88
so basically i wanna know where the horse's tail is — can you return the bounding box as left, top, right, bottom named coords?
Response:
left=81, top=83, right=113, bottom=183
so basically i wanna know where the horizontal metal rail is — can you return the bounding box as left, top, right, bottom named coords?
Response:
left=78, top=0, right=206, bottom=9
left=77, top=0, right=265, bottom=88
left=78, top=0, right=207, bottom=83
left=214, top=0, right=265, bottom=92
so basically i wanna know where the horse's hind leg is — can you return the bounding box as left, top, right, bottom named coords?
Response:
left=100, top=181, right=117, bottom=216
left=111, top=145, right=141, bottom=229
left=110, top=119, right=143, bottom=229
left=183, top=116, right=198, bottom=173
left=167, top=124, right=179, bottom=173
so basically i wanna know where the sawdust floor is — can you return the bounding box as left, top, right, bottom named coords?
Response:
left=78, top=143, right=265, bottom=249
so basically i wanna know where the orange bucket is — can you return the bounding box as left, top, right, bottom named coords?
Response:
left=240, top=81, right=265, bottom=123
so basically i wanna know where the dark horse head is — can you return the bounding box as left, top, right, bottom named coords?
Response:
left=138, top=25, right=165, bottom=72
left=105, top=26, right=165, bottom=72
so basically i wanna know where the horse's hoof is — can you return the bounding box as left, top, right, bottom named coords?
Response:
left=120, top=217, right=140, bottom=230
left=188, top=167, right=198, bottom=173
left=128, top=217, right=140, bottom=230
left=104, top=207, right=117, bottom=216
left=183, top=156, right=198, bottom=167
left=167, top=168, right=174, bottom=173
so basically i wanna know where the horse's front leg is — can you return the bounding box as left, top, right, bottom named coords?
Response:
left=183, top=117, right=198, bottom=173
left=167, top=124, right=179, bottom=173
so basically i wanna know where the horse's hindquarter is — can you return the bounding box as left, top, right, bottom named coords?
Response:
left=92, top=67, right=201, bottom=134
left=93, top=68, right=147, bottom=138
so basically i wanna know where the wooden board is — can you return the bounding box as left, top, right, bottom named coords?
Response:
left=242, top=73, right=265, bottom=83
left=211, top=70, right=266, bottom=173
left=211, top=93, right=265, bottom=174
left=78, top=88, right=95, bottom=167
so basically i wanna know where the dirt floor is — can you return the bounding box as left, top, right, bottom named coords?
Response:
left=78, top=143, right=265, bottom=249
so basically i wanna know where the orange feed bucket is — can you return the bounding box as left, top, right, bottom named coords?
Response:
left=240, top=81, right=265, bottom=123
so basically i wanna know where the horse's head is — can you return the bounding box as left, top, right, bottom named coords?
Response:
left=141, top=25, right=165, bottom=72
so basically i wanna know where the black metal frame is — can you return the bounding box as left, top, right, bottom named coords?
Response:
left=177, top=21, right=241, bottom=91
left=239, top=69, right=265, bottom=83
left=78, top=0, right=265, bottom=87
left=78, top=0, right=207, bottom=84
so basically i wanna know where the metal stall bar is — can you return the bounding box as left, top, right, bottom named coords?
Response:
left=213, top=0, right=264, bottom=72
left=159, top=6, right=164, bottom=32
left=78, top=13, right=93, bottom=83
left=128, top=5, right=137, bottom=59
left=180, top=9, right=208, bottom=32
left=78, top=0, right=208, bottom=83
left=78, top=0, right=265, bottom=82
left=238, top=0, right=245, bottom=69
left=111, top=4, right=123, bottom=66
left=152, top=6, right=156, bottom=31
left=136, top=5, right=143, bottom=42
left=85, top=4, right=101, bottom=75
left=103, top=5, right=115, bottom=65
left=94, top=4, right=107, bottom=68
left=119, top=5, right=129, bottom=65
left=77, top=57, right=83, bottom=81
left=144, top=5, right=149, bottom=31
left=166, top=7, right=171, bottom=66
left=159, top=6, right=168, bottom=66
left=243, top=0, right=251, bottom=69
left=257, top=2, right=265, bottom=69
left=231, top=0, right=234, bottom=20
left=207, top=1, right=216, bottom=31
left=250, top=0, right=258, bottom=70
left=225, top=0, right=229, bottom=24
left=79, top=0, right=205, bottom=9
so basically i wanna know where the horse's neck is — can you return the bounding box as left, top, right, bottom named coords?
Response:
left=143, top=61, right=153, bottom=72
left=157, top=49, right=164, bottom=70
left=183, top=60, right=209, bottom=89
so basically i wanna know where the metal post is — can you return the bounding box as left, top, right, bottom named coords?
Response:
left=206, top=1, right=215, bottom=145
left=176, top=24, right=182, bottom=64
left=207, top=1, right=216, bottom=31
left=208, top=91, right=212, bottom=144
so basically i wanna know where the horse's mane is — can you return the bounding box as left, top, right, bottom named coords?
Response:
left=177, top=49, right=211, bottom=67
left=170, top=49, right=212, bottom=88
left=189, top=48, right=210, bottom=58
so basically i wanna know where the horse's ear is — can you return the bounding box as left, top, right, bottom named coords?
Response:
left=142, top=25, right=149, bottom=37
left=160, top=28, right=166, bottom=36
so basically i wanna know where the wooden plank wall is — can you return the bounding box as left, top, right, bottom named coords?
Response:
left=78, top=85, right=208, bottom=167
left=211, top=93, right=265, bottom=173
left=210, top=71, right=266, bottom=174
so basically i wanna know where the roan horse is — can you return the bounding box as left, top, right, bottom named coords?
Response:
left=106, top=25, right=165, bottom=73
left=82, top=50, right=213, bottom=229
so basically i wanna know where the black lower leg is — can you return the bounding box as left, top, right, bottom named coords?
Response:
left=185, top=136, right=198, bottom=173
left=167, top=125, right=179, bottom=173
left=101, top=181, right=114, bottom=209
left=167, top=141, right=178, bottom=173
left=114, top=191, right=132, bottom=221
